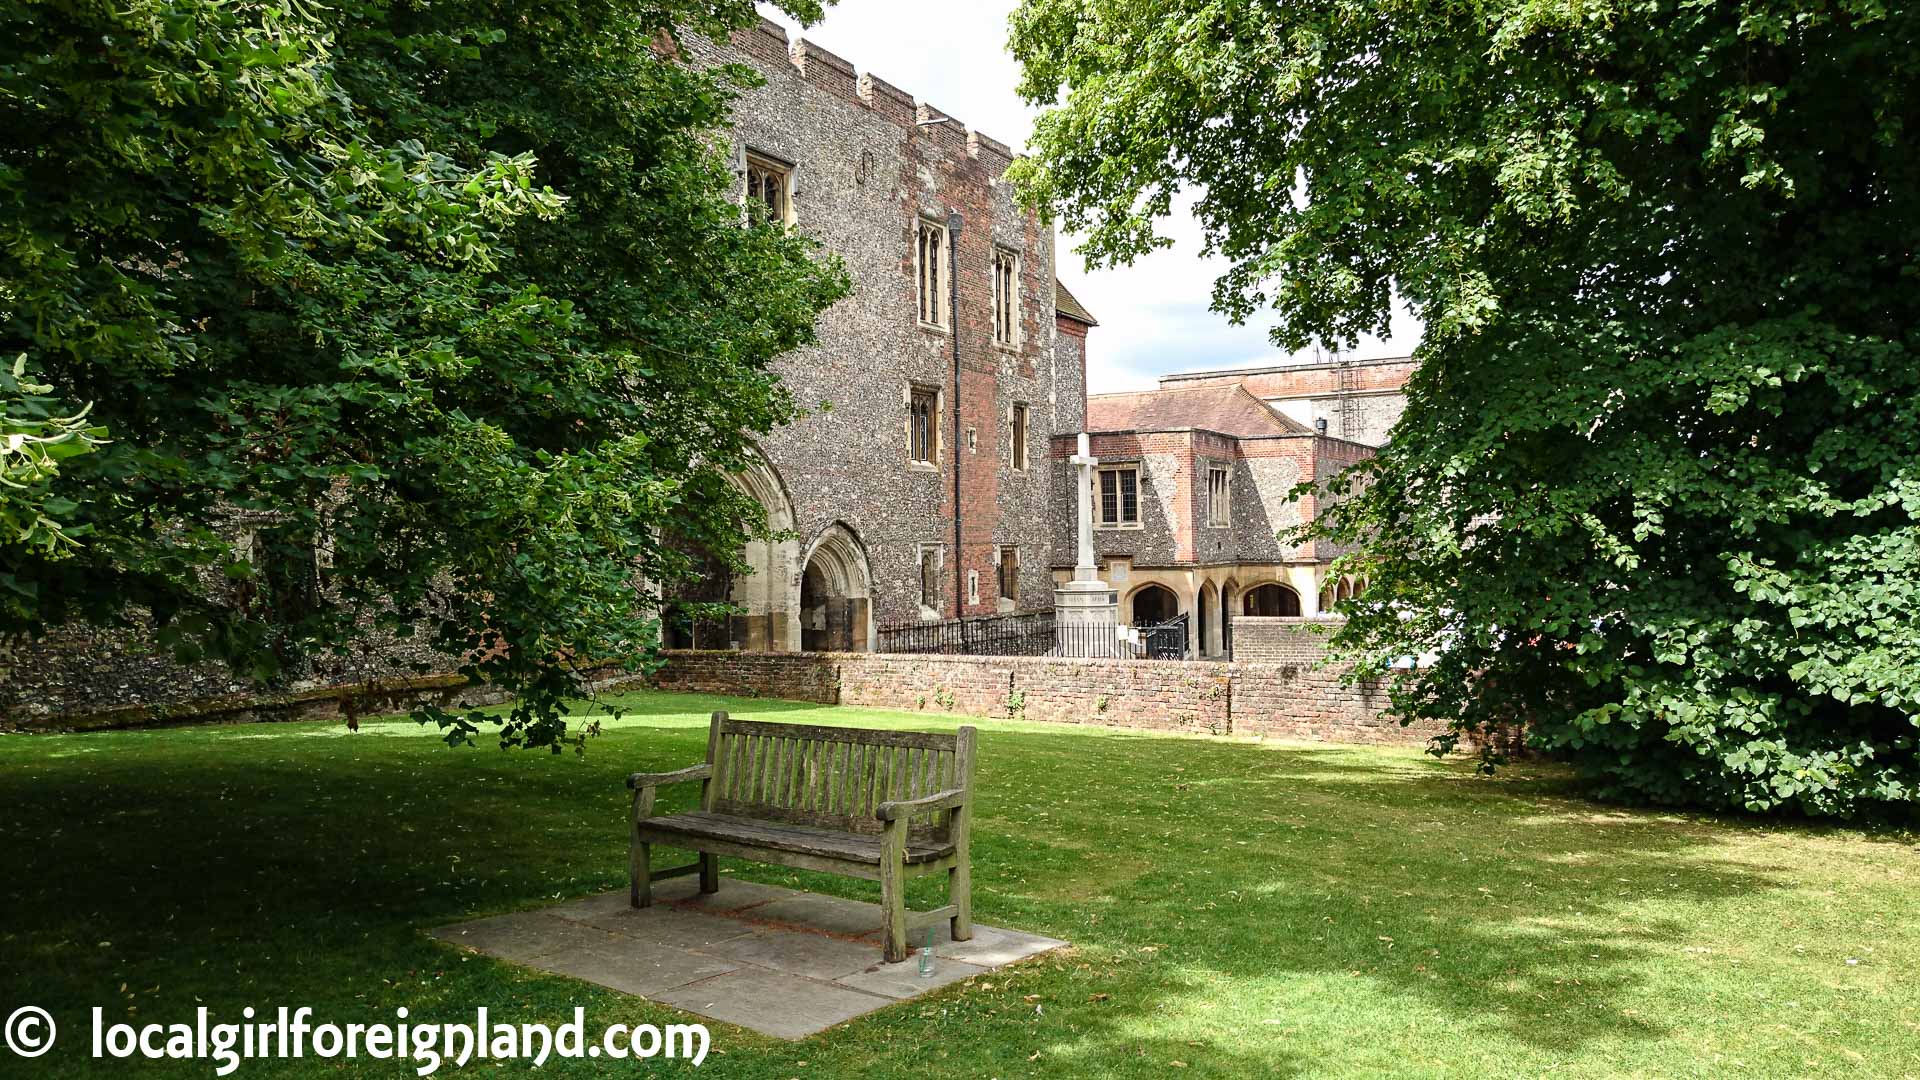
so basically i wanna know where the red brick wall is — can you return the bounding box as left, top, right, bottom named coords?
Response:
left=640, top=649, right=1438, bottom=746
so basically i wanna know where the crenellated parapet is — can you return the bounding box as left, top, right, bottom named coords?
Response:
left=719, top=15, right=1024, bottom=174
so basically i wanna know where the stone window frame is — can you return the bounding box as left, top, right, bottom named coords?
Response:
left=914, top=215, right=949, bottom=331
left=917, top=543, right=944, bottom=618
left=905, top=383, right=942, bottom=470
left=744, top=149, right=795, bottom=227
left=990, top=244, right=1021, bottom=350
left=1205, top=460, right=1231, bottom=528
left=1008, top=401, right=1029, bottom=473
left=995, top=544, right=1019, bottom=611
left=966, top=568, right=980, bottom=607
left=1096, top=463, right=1143, bottom=530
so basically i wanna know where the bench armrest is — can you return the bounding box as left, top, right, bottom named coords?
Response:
left=875, top=787, right=969, bottom=822
left=625, top=763, right=713, bottom=791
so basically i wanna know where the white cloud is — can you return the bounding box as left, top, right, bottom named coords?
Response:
left=756, top=1, right=1421, bottom=392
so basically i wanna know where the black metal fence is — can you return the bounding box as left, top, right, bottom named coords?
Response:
left=1141, top=613, right=1190, bottom=660
left=877, top=609, right=1198, bottom=660
left=876, top=610, right=1058, bottom=656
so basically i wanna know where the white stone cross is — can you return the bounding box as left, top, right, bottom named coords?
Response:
left=1068, top=431, right=1099, bottom=580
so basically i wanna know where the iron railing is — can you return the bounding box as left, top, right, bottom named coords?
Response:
left=876, top=610, right=1058, bottom=656
left=877, top=609, right=1198, bottom=660
left=1141, top=613, right=1190, bottom=660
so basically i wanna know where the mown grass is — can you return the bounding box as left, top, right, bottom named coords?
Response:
left=2, top=690, right=1915, bottom=1077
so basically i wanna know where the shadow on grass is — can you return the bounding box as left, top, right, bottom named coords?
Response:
left=0, top=698, right=1884, bottom=1077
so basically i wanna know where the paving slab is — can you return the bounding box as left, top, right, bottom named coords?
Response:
left=554, top=901, right=758, bottom=949
left=701, top=926, right=879, bottom=981
left=925, top=922, right=1070, bottom=967
left=835, top=955, right=988, bottom=999
left=750, top=893, right=884, bottom=937
left=429, top=886, right=1067, bottom=1040
left=650, top=875, right=798, bottom=911
left=538, top=938, right=739, bottom=997
left=651, top=969, right=887, bottom=1041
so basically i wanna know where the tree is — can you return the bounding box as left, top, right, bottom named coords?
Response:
left=1, top=0, right=848, bottom=748
left=1010, top=0, right=1920, bottom=817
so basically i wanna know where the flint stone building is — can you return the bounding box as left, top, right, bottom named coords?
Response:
left=668, top=19, right=1094, bottom=653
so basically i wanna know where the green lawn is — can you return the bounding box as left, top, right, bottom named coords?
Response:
left=2, top=691, right=1914, bottom=1077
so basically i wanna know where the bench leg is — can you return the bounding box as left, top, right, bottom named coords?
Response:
left=699, top=851, right=719, bottom=894
left=950, top=804, right=973, bottom=942
left=879, top=821, right=909, bottom=963
left=949, top=863, right=972, bottom=942
left=630, top=784, right=657, bottom=908
left=631, top=841, right=653, bottom=908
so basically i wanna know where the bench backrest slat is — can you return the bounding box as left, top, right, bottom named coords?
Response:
left=703, top=714, right=968, bottom=838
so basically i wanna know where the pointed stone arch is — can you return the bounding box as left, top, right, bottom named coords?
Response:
left=799, top=521, right=874, bottom=652
left=1220, top=576, right=1242, bottom=658
left=1243, top=582, right=1301, bottom=617
left=726, top=445, right=801, bottom=651
left=1127, top=582, right=1181, bottom=626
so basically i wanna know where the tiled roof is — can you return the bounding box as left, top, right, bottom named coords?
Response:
left=1087, top=384, right=1314, bottom=436
left=1054, top=280, right=1098, bottom=326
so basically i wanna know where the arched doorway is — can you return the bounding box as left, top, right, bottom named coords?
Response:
left=1243, top=583, right=1301, bottom=617
left=1130, top=583, right=1179, bottom=626
left=726, top=447, right=800, bottom=651
left=799, top=523, right=873, bottom=652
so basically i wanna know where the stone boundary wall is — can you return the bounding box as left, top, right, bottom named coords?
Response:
left=0, top=670, right=510, bottom=734
left=644, top=649, right=1443, bottom=746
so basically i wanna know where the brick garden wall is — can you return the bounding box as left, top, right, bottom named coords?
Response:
left=643, top=647, right=1441, bottom=746
left=1229, top=616, right=1339, bottom=663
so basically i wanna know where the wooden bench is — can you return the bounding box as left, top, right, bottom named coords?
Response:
left=627, top=711, right=976, bottom=963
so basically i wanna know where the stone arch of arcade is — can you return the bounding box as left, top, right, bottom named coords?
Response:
left=1242, top=582, right=1302, bottom=617
left=1125, top=581, right=1182, bottom=627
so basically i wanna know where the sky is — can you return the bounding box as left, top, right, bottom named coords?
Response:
left=757, top=0, right=1422, bottom=394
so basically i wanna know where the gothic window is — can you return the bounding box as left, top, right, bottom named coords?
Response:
left=908, top=386, right=938, bottom=465
left=1010, top=403, right=1029, bottom=471
left=991, top=246, right=1020, bottom=347
left=745, top=152, right=792, bottom=225
left=1207, top=463, right=1231, bottom=527
left=916, top=217, right=947, bottom=328
left=919, top=546, right=941, bottom=610
left=1098, top=465, right=1140, bottom=527
left=997, top=545, right=1019, bottom=602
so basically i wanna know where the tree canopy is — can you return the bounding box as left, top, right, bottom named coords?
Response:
left=1011, top=0, right=1920, bottom=817
left=2, top=0, right=848, bottom=747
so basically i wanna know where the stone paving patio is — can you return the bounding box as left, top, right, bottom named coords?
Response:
left=430, top=876, right=1066, bottom=1040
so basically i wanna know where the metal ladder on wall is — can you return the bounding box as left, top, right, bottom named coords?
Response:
left=1333, top=356, right=1359, bottom=440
